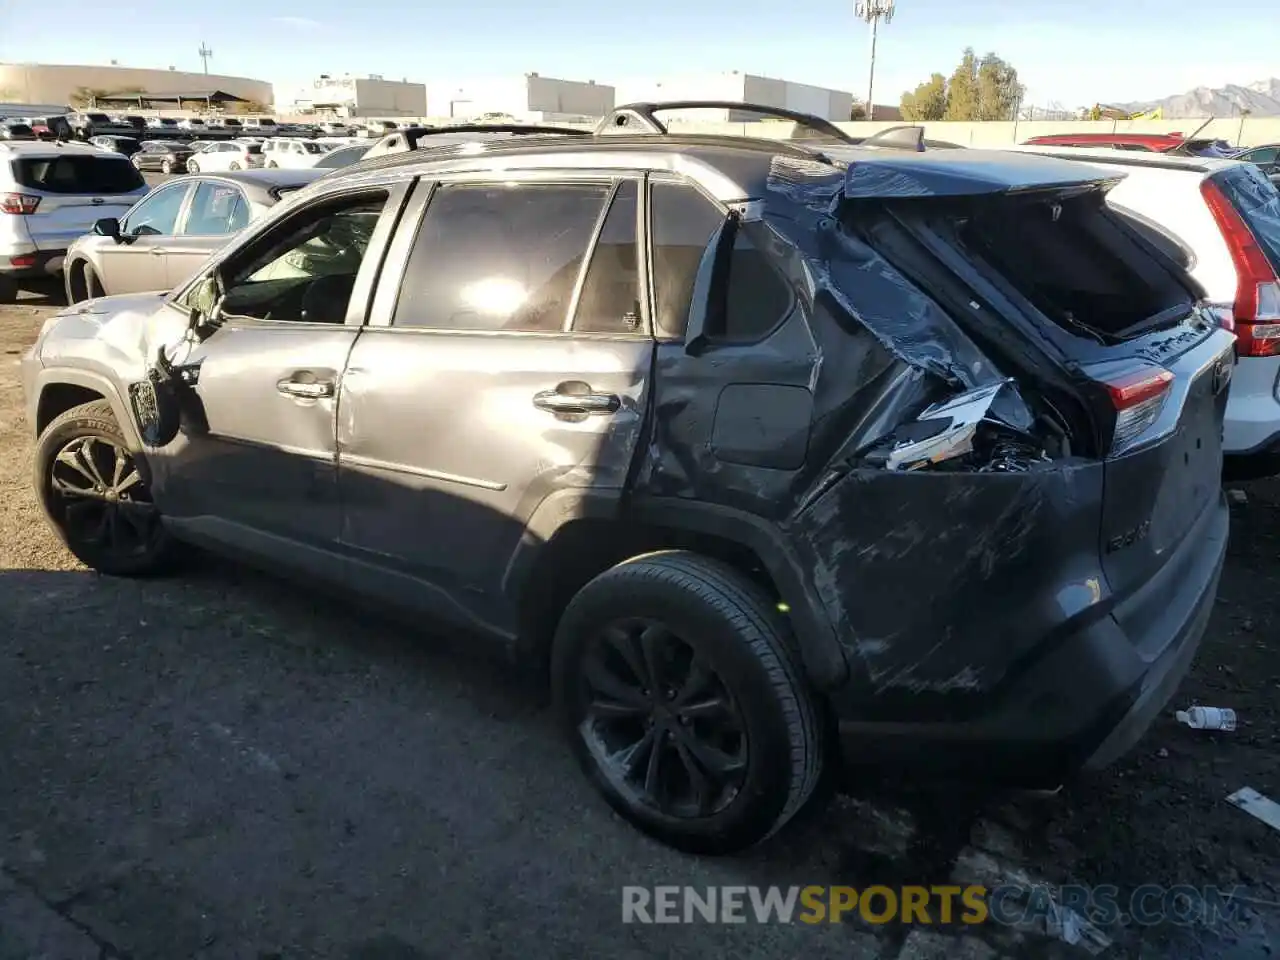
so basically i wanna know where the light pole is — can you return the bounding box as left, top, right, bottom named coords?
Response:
left=198, top=43, right=213, bottom=75
left=855, top=0, right=894, bottom=121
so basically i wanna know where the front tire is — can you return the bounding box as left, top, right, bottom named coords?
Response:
left=34, top=400, right=175, bottom=577
left=551, top=551, right=825, bottom=854
left=161, top=159, right=173, bottom=174
left=187, top=159, right=200, bottom=173
left=229, top=161, right=241, bottom=171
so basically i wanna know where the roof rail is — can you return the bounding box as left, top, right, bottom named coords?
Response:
left=594, top=101, right=857, bottom=144
left=363, top=122, right=592, bottom=159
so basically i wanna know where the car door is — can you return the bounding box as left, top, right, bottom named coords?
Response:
left=99, top=180, right=194, bottom=294
left=336, top=174, right=653, bottom=634
left=164, top=179, right=250, bottom=285
left=145, top=179, right=412, bottom=572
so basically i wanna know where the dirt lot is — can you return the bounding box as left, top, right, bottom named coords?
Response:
left=0, top=281, right=1277, bottom=960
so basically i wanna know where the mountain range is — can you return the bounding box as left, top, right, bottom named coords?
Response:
left=1116, top=78, right=1280, bottom=118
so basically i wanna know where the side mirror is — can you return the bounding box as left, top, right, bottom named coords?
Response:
left=187, top=272, right=226, bottom=337
left=93, top=217, right=121, bottom=241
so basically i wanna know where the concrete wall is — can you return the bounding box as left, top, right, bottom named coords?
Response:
left=0, top=62, right=273, bottom=108
left=353, top=79, right=426, bottom=116
left=425, top=75, right=613, bottom=120
left=613, top=72, right=853, bottom=122
left=525, top=74, right=613, bottom=117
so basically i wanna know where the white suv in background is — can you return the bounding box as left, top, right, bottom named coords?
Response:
left=1014, top=145, right=1280, bottom=477
left=263, top=138, right=334, bottom=169
left=0, top=140, right=148, bottom=302
left=186, top=140, right=265, bottom=172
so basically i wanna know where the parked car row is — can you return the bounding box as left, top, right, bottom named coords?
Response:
left=14, top=100, right=1258, bottom=859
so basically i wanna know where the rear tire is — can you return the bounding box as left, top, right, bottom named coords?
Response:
left=229, top=161, right=241, bottom=171
left=187, top=159, right=200, bottom=173
left=551, top=550, right=825, bottom=854
left=0, top=275, right=16, bottom=304
left=161, top=159, right=173, bottom=174
left=35, top=400, right=176, bottom=577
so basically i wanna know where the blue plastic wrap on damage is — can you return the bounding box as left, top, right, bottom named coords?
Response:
left=762, top=156, right=1001, bottom=390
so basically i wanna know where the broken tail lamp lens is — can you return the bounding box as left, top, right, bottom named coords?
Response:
left=1087, top=361, right=1175, bottom=453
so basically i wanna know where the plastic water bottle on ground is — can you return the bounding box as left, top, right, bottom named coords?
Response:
left=1175, top=706, right=1237, bottom=731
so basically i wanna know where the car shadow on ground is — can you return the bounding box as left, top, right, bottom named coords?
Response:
left=2, top=554, right=1275, bottom=960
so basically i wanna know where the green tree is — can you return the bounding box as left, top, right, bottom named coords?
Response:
left=900, top=73, right=947, bottom=121
left=850, top=99, right=867, bottom=121
left=944, top=48, right=980, bottom=120
left=976, top=53, right=1024, bottom=120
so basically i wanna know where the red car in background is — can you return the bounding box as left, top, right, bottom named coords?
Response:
left=1021, top=131, right=1235, bottom=157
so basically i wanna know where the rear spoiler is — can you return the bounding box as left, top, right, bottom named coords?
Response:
left=843, top=153, right=1125, bottom=200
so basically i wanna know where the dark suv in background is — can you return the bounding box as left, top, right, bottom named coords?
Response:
left=22, top=102, right=1233, bottom=854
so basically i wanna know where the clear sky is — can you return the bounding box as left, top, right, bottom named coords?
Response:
left=1, top=0, right=1276, bottom=109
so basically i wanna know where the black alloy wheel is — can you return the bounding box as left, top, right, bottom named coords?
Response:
left=553, top=551, right=825, bottom=854
left=35, top=401, right=174, bottom=576
left=580, top=617, right=749, bottom=819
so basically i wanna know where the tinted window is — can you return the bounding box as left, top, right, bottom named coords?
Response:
left=124, top=183, right=189, bottom=236
left=246, top=144, right=263, bottom=155
left=393, top=182, right=610, bottom=333
left=183, top=182, right=249, bottom=236
left=572, top=181, right=641, bottom=334
left=1215, top=167, right=1280, bottom=275
left=650, top=181, right=723, bottom=338
left=11, top=155, right=144, bottom=194
left=1243, top=147, right=1279, bottom=164
left=649, top=181, right=791, bottom=341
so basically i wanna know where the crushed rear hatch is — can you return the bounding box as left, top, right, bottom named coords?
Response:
left=773, top=150, right=1234, bottom=688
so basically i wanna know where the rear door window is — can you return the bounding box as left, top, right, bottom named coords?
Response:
left=11, top=155, right=145, bottom=194
left=183, top=182, right=250, bottom=235
left=1213, top=166, right=1280, bottom=274
left=572, top=180, right=642, bottom=334
left=392, top=181, right=611, bottom=333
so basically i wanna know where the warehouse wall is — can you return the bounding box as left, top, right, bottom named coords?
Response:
left=525, top=74, right=613, bottom=117
left=354, top=78, right=427, bottom=116
left=0, top=62, right=273, bottom=107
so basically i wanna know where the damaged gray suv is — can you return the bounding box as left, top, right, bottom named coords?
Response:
left=22, top=102, right=1234, bottom=854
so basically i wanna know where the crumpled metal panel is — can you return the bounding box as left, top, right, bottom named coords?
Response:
left=785, top=459, right=1107, bottom=696
left=761, top=156, right=1001, bottom=392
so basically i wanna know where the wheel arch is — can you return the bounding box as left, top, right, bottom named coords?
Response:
left=509, top=491, right=849, bottom=690
left=35, top=371, right=142, bottom=451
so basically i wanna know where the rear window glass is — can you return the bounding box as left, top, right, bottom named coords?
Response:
left=245, top=144, right=263, bottom=155
left=852, top=190, right=1195, bottom=342
left=1214, top=167, right=1280, bottom=275
left=11, top=155, right=145, bottom=194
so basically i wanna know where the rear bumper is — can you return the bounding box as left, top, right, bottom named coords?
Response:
left=0, top=247, right=67, bottom=279
left=830, top=492, right=1227, bottom=784
left=1222, top=354, right=1280, bottom=455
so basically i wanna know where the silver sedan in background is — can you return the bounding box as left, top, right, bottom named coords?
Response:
left=64, top=168, right=323, bottom=304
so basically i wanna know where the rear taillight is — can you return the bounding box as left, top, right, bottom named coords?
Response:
left=0, top=192, right=40, bottom=215
left=1084, top=359, right=1175, bottom=452
left=1201, top=178, right=1280, bottom=357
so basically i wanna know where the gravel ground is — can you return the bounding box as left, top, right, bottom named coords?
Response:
left=1, top=269, right=1278, bottom=959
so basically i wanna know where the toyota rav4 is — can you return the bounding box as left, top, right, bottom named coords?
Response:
left=22, top=103, right=1233, bottom=854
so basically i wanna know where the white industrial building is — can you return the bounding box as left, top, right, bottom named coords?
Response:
left=278, top=73, right=427, bottom=118
left=612, top=72, right=854, bottom=122
left=425, top=73, right=614, bottom=122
